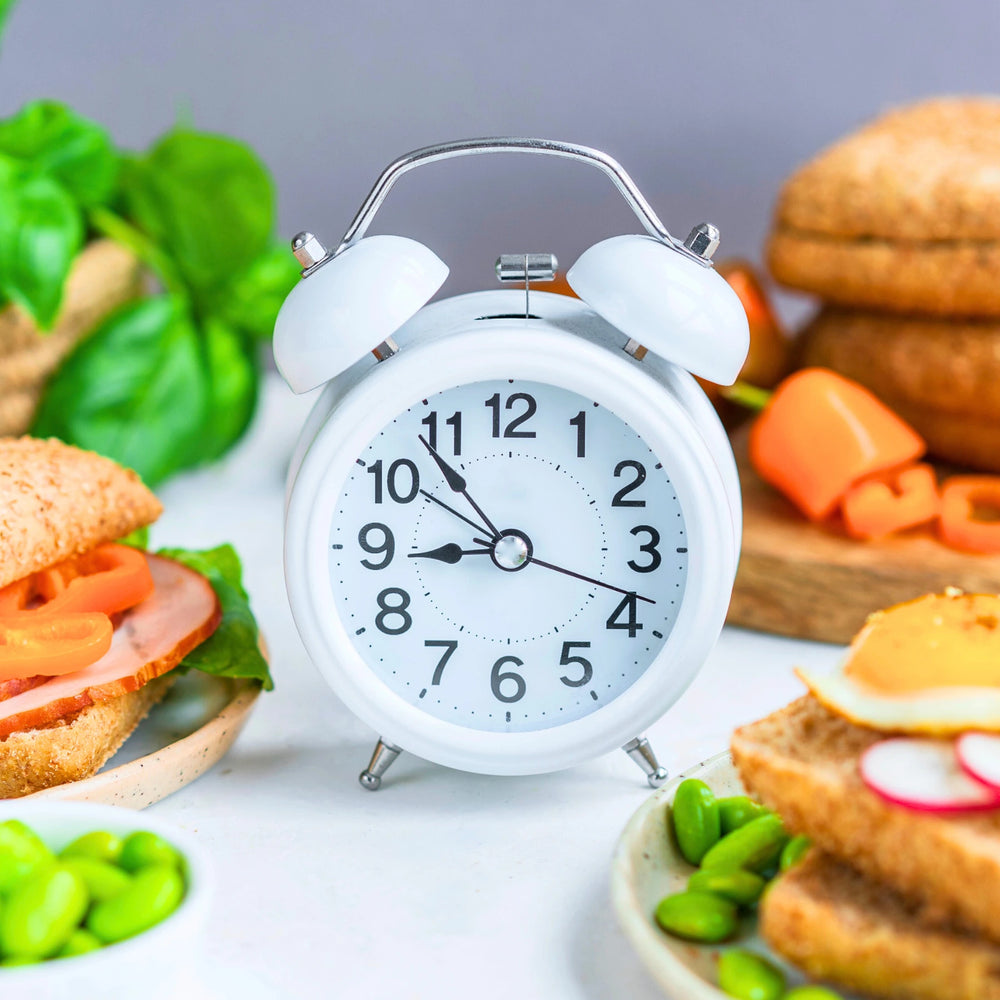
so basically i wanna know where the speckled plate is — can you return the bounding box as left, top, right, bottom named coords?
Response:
left=611, top=752, right=863, bottom=999
left=27, top=671, right=261, bottom=808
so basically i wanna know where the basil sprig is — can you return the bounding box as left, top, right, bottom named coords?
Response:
left=0, top=97, right=299, bottom=486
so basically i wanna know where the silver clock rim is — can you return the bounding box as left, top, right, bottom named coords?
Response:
left=284, top=323, right=737, bottom=775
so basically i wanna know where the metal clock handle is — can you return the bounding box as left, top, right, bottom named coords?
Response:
left=332, top=137, right=711, bottom=266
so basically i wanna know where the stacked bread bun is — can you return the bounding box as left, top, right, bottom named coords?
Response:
left=768, top=98, right=1000, bottom=473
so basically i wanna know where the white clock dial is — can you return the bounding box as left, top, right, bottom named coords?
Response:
left=328, top=378, right=688, bottom=734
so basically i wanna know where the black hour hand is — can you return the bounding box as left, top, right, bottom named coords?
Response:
left=408, top=543, right=491, bottom=565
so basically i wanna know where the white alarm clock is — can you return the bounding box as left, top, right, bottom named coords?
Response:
left=275, top=138, right=749, bottom=790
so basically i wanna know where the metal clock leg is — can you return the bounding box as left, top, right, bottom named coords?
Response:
left=622, top=736, right=669, bottom=789
left=359, top=739, right=403, bottom=791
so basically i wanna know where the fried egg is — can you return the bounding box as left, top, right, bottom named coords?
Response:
left=797, top=589, right=1000, bottom=735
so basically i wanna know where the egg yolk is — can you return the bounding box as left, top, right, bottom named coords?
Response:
left=844, top=591, right=1000, bottom=694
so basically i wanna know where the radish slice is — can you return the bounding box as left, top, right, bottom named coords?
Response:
left=860, top=737, right=1000, bottom=813
left=956, top=732, right=1000, bottom=792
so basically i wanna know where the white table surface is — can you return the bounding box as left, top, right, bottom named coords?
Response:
left=146, top=373, right=843, bottom=1000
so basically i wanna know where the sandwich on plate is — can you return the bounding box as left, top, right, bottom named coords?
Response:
left=732, top=589, right=1000, bottom=1000
left=0, top=436, right=270, bottom=798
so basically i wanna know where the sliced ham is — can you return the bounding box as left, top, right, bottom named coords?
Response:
left=0, top=554, right=220, bottom=739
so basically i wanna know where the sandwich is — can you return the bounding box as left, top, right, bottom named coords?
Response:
left=732, top=590, right=1000, bottom=1000
left=0, top=435, right=270, bottom=797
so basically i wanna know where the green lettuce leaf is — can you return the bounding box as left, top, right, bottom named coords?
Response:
left=0, top=101, right=118, bottom=207
left=0, top=160, right=83, bottom=328
left=157, top=544, right=272, bottom=690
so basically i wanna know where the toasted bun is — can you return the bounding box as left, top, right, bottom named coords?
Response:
left=0, top=436, right=162, bottom=589
left=761, top=851, right=1000, bottom=1000
left=0, top=674, right=174, bottom=798
left=731, top=695, right=1000, bottom=943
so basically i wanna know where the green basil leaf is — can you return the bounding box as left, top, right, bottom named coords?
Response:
left=0, top=0, right=17, bottom=44
left=211, top=243, right=300, bottom=340
left=0, top=164, right=82, bottom=328
left=200, top=317, right=258, bottom=461
left=0, top=101, right=118, bottom=207
left=31, top=295, right=210, bottom=484
left=156, top=544, right=272, bottom=690
left=123, top=130, right=274, bottom=295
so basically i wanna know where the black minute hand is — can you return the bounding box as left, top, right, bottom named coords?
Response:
left=419, top=435, right=500, bottom=539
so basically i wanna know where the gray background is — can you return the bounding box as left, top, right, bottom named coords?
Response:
left=2, top=0, right=997, bottom=301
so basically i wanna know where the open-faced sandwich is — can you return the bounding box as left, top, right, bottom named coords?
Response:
left=0, top=436, right=270, bottom=798
left=731, top=590, right=1000, bottom=1000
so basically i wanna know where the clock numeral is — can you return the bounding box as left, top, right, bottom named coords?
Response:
left=425, top=639, right=458, bottom=685
left=569, top=410, right=586, bottom=458
left=490, top=655, right=526, bottom=703
left=606, top=593, right=643, bottom=638
left=358, top=522, right=394, bottom=570
left=559, top=641, right=593, bottom=687
left=375, top=588, right=412, bottom=635
left=612, top=460, right=647, bottom=507
left=368, top=459, right=420, bottom=504
left=485, top=392, right=537, bottom=439
left=628, top=525, right=662, bottom=573
left=420, top=411, right=462, bottom=455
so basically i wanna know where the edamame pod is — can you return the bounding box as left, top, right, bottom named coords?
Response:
left=1, top=954, right=38, bottom=966
left=783, top=988, right=843, bottom=1000
left=60, top=830, right=123, bottom=865
left=88, top=864, right=184, bottom=943
left=718, top=949, right=785, bottom=1000
left=62, top=857, right=131, bottom=903
left=1, top=821, right=46, bottom=851
left=671, top=779, right=721, bottom=865
left=780, top=835, right=812, bottom=872
left=654, top=891, right=738, bottom=943
left=57, top=928, right=103, bottom=958
left=717, top=796, right=769, bottom=834
left=688, top=867, right=766, bottom=907
left=700, top=814, right=789, bottom=873
left=118, top=831, right=181, bottom=873
left=0, top=824, right=54, bottom=895
left=0, top=866, right=88, bottom=958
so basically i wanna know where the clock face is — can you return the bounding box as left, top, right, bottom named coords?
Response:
left=328, top=378, right=688, bottom=733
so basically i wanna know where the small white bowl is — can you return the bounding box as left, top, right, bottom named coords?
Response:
left=0, top=801, right=213, bottom=1000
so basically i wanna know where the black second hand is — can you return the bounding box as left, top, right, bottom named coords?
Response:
left=419, top=435, right=500, bottom=539
left=420, top=490, right=491, bottom=537
left=472, top=537, right=655, bottom=605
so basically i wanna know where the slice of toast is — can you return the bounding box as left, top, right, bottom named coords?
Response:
left=0, top=674, right=175, bottom=798
left=731, top=695, right=1000, bottom=943
left=760, top=851, right=1000, bottom=1000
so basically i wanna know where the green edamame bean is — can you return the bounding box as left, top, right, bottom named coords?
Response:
left=780, top=835, right=812, bottom=872
left=671, top=779, right=721, bottom=865
left=1, top=821, right=46, bottom=851
left=1, top=954, right=38, bottom=966
left=88, top=864, right=184, bottom=943
left=0, top=866, right=88, bottom=958
left=783, top=988, right=843, bottom=1000
left=717, top=796, right=769, bottom=834
left=701, top=814, right=789, bottom=873
left=718, top=949, right=786, bottom=1000
left=62, top=857, right=131, bottom=903
left=654, top=891, right=738, bottom=943
left=57, top=928, right=103, bottom=958
left=118, top=831, right=181, bottom=873
left=60, top=830, right=123, bottom=865
left=0, top=824, right=53, bottom=895
left=688, top=867, right=766, bottom=907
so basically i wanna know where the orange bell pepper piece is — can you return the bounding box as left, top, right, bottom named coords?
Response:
left=841, top=463, right=941, bottom=540
left=939, top=477, right=1000, bottom=554
left=749, top=368, right=926, bottom=521
left=0, top=613, right=113, bottom=682
left=0, top=544, right=153, bottom=617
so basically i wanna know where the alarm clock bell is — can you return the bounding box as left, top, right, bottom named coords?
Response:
left=276, top=139, right=749, bottom=790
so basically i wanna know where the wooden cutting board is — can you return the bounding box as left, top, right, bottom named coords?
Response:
left=727, top=427, right=1000, bottom=644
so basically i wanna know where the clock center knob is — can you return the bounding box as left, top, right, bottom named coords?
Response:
left=491, top=529, right=533, bottom=573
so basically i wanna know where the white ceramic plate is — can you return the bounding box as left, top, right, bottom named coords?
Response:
left=26, top=671, right=261, bottom=808
left=611, top=751, right=862, bottom=999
